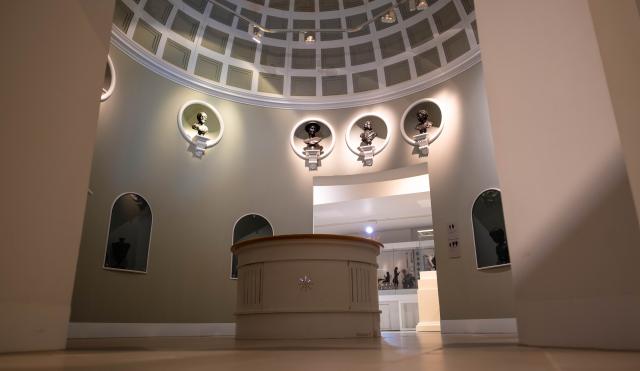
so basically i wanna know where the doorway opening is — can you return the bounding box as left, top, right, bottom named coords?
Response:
left=312, top=165, right=440, bottom=332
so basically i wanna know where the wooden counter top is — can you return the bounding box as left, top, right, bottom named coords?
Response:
left=231, top=233, right=384, bottom=253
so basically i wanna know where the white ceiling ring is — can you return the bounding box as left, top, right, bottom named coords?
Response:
left=400, top=98, right=445, bottom=146
left=290, top=118, right=336, bottom=160
left=345, top=113, right=392, bottom=156
left=100, top=55, right=116, bottom=102
left=177, top=100, right=225, bottom=148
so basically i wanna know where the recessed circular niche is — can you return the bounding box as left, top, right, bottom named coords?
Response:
left=177, top=100, right=224, bottom=149
left=400, top=99, right=444, bottom=145
left=100, top=55, right=115, bottom=102
left=290, top=119, right=336, bottom=160
left=346, top=114, right=391, bottom=156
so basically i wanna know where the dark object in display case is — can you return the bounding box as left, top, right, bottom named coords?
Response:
left=472, top=189, right=511, bottom=269
left=490, top=228, right=510, bottom=265
left=360, top=120, right=378, bottom=145
left=192, top=112, right=209, bottom=135
left=415, top=109, right=433, bottom=134
left=109, top=237, right=130, bottom=268
left=104, top=193, right=152, bottom=273
left=402, top=269, right=417, bottom=289
left=383, top=271, right=390, bottom=284
left=393, top=267, right=400, bottom=288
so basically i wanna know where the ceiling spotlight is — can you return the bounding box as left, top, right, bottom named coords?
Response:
left=416, top=0, right=428, bottom=10
left=365, top=226, right=374, bottom=235
left=380, top=9, right=397, bottom=24
left=251, top=24, right=263, bottom=43
left=302, top=31, right=316, bottom=44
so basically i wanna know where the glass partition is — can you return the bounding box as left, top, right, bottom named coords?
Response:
left=377, top=241, right=435, bottom=292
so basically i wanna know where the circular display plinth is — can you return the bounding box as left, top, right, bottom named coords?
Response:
left=345, top=114, right=391, bottom=156
left=400, top=99, right=444, bottom=146
left=100, top=55, right=115, bottom=102
left=177, top=100, right=224, bottom=149
left=232, top=234, right=382, bottom=339
left=289, top=119, right=336, bottom=160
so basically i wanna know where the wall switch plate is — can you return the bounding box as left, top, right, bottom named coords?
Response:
left=447, top=223, right=461, bottom=258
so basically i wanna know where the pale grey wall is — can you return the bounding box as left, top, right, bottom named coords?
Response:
left=70, top=46, right=513, bottom=323
left=0, top=0, right=114, bottom=352
left=477, top=0, right=640, bottom=350
left=427, top=62, right=515, bottom=320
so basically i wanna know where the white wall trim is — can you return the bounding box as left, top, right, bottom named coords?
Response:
left=68, top=322, right=236, bottom=339
left=440, top=318, right=517, bottom=334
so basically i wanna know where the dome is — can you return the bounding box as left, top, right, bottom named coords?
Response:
left=112, top=0, right=479, bottom=108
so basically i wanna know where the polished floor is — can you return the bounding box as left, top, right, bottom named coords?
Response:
left=1, top=332, right=639, bottom=370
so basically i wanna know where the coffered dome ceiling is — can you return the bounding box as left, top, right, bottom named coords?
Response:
left=112, top=0, right=479, bottom=108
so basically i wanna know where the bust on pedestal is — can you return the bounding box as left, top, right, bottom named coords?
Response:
left=302, top=122, right=324, bottom=170
left=413, top=109, right=433, bottom=156
left=192, top=112, right=209, bottom=158
left=358, top=120, right=377, bottom=166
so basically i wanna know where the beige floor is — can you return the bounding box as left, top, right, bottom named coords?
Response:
left=1, top=332, right=639, bottom=370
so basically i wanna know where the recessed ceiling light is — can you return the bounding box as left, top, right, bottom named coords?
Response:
left=251, top=25, right=263, bottom=43
left=302, top=31, right=316, bottom=44
left=380, top=9, right=397, bottom=24
left=365, top=226, right=374, bottom=234
left=417, top=0, right=429, bottom=10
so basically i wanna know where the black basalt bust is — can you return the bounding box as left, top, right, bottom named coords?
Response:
left=303, top=121, right=323, bottom=150
left=415, top=109, right=433, bottom=134
left=360, top=120, right=377, bottom=145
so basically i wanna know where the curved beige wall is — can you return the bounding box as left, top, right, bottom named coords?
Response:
left=477, top=0, right=640, bottom=350
left=0, top=0, right=114, bottom=352
left=70, top=45, right=514, bottom=324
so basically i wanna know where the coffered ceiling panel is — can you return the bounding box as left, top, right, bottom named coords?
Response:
left=111, top=0, right=480, bottom=108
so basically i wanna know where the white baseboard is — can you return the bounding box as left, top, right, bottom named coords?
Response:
left=68, top=322, right=236, bottom=339
left=441, top=318, right=517, bottom=334
left=416, top=321, right=441, bottom=332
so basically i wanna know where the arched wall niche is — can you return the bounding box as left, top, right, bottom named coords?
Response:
left=177, top=100, right=225, bottom=149
left=290, top=118, right=336, bottom=160
left=400, top=98, right=444, bottom=145
left=471, top=188, right=511, bottom=270
left=345, top=114, right=391, bottom=157
left=103, top=192, right=153, bottom=273
left=230, top=214, right=274, bottom=279
left=101, top=55, right=116, bottom=102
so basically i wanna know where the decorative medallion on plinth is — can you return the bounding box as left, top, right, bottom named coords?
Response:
left=346, top=114, right=390, bottom=167
left=290, top=119, right=336, bottom=171
left=177, top=100, right=224, bottom=158
left=401, top=99, right=444, bottom=157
